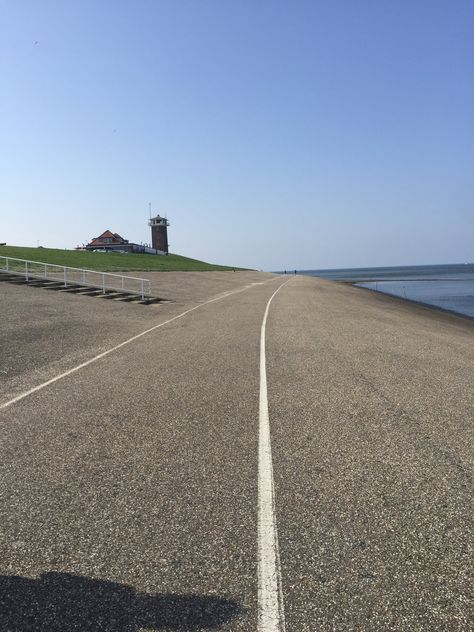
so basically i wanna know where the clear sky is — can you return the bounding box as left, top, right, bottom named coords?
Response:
left=1, top=0, right=473, bottom=270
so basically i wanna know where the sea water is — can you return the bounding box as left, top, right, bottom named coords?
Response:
left=298, top=264, right=474, bottom=318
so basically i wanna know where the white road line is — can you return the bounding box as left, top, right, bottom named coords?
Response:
left=0, top=277, right=280, bottom=411
left=258, top=279, right=290, bottom=632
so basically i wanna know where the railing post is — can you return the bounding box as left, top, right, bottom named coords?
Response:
left=44, top=263, right=47, bottom=278
left=25, top=261, right=29, bottom=281
left=141, top=279, right=144, bottom=300
left=102, top=273, right=105, bottom=294
left=64, top=267, right=67, bottom=287
left=5, top=257, right=9, bottom=272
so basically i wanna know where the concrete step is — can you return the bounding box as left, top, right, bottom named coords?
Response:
left=0, top=275, right=28, bottom=284
left=70, top=289, right=105, bottom=296
left=56, top=287, right=96, bottom=295
left=31, top=281, right=80, bottom=289
left=41, top=283, right=73, bottom=290
left=98, top=292, right=132, bottom=300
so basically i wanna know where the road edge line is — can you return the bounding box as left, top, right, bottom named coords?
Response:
left=258, top=278, right=291, bottom=631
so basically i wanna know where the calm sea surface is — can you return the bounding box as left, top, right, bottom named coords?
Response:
left=297, top=264, right=474, bottom=318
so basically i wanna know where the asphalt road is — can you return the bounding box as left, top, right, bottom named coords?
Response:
left=0, top=272, right=472, bottom=631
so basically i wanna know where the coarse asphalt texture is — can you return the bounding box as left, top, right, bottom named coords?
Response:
left=0, top=271, right=472, bottom=631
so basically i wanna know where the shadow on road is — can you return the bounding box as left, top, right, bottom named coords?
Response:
left=0, top=572, right=241, bottom=631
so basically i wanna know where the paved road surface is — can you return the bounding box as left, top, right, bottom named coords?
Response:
left=0, top=272, right=472, bottom=631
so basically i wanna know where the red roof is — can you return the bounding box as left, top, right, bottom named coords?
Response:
left=88, top=230, right=129, bottom=246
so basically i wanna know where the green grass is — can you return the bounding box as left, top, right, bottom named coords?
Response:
left=0, top=245, right=244, bottom=272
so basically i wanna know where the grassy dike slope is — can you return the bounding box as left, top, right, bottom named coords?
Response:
left=0, top=246, right=245, bottom=272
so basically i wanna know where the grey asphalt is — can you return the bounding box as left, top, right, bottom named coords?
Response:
left=0, top=272, right=472, bottom=631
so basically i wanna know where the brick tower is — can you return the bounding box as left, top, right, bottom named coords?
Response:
left=148, top=214, right=170, bottom=254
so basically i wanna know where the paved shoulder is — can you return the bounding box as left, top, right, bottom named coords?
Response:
left=266, top=275, right=473, bottom=631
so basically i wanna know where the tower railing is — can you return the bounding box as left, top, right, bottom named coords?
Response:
left=0, top=256, right=151, bottom=300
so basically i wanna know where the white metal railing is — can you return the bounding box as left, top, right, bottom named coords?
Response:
left=0, top=256, right=151, bottom=300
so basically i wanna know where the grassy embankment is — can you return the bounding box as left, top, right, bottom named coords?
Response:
left=0, top=246, right=243, bottom=272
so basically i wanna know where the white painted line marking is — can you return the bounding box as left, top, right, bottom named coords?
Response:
left=258, top=279, right=290, bottom=632
left=0, top=277, right=280, bottom=411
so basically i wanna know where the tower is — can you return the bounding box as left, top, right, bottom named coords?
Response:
left=148, top=214, right=170, bottom=253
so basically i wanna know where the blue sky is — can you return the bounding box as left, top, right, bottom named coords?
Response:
left=1, top=0, right=472, bottom=270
